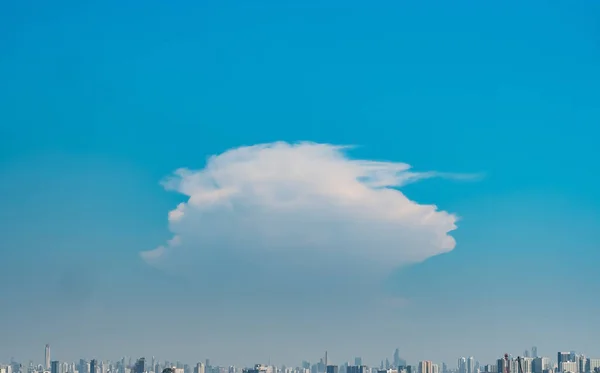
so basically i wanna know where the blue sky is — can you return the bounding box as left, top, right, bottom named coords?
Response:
left=1, top=0, right=599, bottom=367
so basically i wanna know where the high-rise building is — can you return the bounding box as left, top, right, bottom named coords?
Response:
left=467, top=358, right=475, bottom=373
left=45, top=345, right=51, bottom=370
left=533, top=358, right=549, bottom=373
left=196, top=363, right=205, bottom=373
left=79, top=360, right=88, bottom=373
left=347, top=366, right=367, bottom=373
left=327, top=366, right=339, bottom=373
left=560, top=362, right=577, bottom=373
left=134, top=359, right=145, bottom=373
left=483, top=364, right=497, bottom=373
left=51, top=362, right=60, bottom=373
left=90, top=360, right=97, bottom=373
left=559, top=353, right=572, bottom=368
left=497, top=358, right=506, bottom=373
left=586, top=359, right=600, bottom=373
left=532, top=348, right=538, bottom=359
left=419, top=362, right=433, bottom=373
left=459, top=358, right=467, bottom=373
left=354, top=360, right=362, bottom=368
left=521, top=358, right=533, bottom=373
left=577, top=356, right=586, bottom=373
left=394, top=350, right=401, bottom=368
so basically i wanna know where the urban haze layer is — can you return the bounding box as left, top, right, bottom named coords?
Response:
left=3, top=346, right=599, bottom=373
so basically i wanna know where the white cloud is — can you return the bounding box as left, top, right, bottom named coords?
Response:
left=141, top=142, right=471, bottom=299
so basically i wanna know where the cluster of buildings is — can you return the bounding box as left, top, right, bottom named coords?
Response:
left=1, top=346, right=599, bottom=373
left=474, top=353, right=600, bottom=373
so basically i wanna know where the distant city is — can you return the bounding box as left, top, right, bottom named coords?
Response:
left=2, top=346, right=599, bottom=373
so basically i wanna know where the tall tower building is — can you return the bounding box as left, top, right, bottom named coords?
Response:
left=586, top=358, right=600, bottom=373
left=134, top=359, right=146, bottom=373
left=327, top=366, right=338, bottom=373
left=533, top=357, right=549, bottom=373
left=419, top=362, right=433, bottom=373
left=90, top=360, right=97, bottom=373
left=51, top=362, right=60, bottom=373
left=468, top=358, right=475, bottom=373
left=347, top=366, right=367, bottom=373
left=558, top=353, right=571, bottom=368
left=459, top=358, right=467, bottom=373
left=79, top=360, right=88, bottom=373
left=394, top=350, right=401, bottom=368
left=576, top=356, right=586, bottom=373
left=45, top=345, right=51, bottom=370
left=497, top=358, right=506, bottom=373
left=532, top=348, right=538, bottom=359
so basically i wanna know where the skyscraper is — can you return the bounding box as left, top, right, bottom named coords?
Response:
left=79, top=359, right=88, bottom=373
left=327, top=366, right=339, bottom=373
left=533, top=357, right=549, bottom=373
left=558, top=353, right=571, bottom=367
left=394, top=350, right=401, bottom=368
left=45, top=345, right=51, bottom=370
left=90, top=360, right=97, bottom=373
left=532, top=348, right=538, bottom=359
left=347, top=366, right=367, bottom=373
left=497, top=358, right=506, bottom=373
left=134, top=359, right=146, bottom=373
left=459, top=358, right=467, bottom=373
left=51, top=362, right=60, bottom=373
left=587, top=358, right=600, bottom=373
left=467, top=358, right=475, bottom=373
left=419, top=362, right=433, bottom=373
left=576, top=355, right=586, bottom=373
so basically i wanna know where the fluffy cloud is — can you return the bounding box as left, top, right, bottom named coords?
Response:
left=141, top=142, right=470, bottom=299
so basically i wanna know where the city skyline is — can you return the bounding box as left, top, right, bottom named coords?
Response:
left=7, top=345, right=600, bottom=371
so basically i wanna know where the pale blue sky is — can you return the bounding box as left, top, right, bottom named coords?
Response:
left=1, top=0, right=599, bottom=367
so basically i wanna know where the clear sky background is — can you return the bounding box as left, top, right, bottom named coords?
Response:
left=1, top=0, right=599, bottom=368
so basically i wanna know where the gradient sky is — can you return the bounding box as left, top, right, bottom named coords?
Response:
left=1, top=0, right=600, bottom=368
